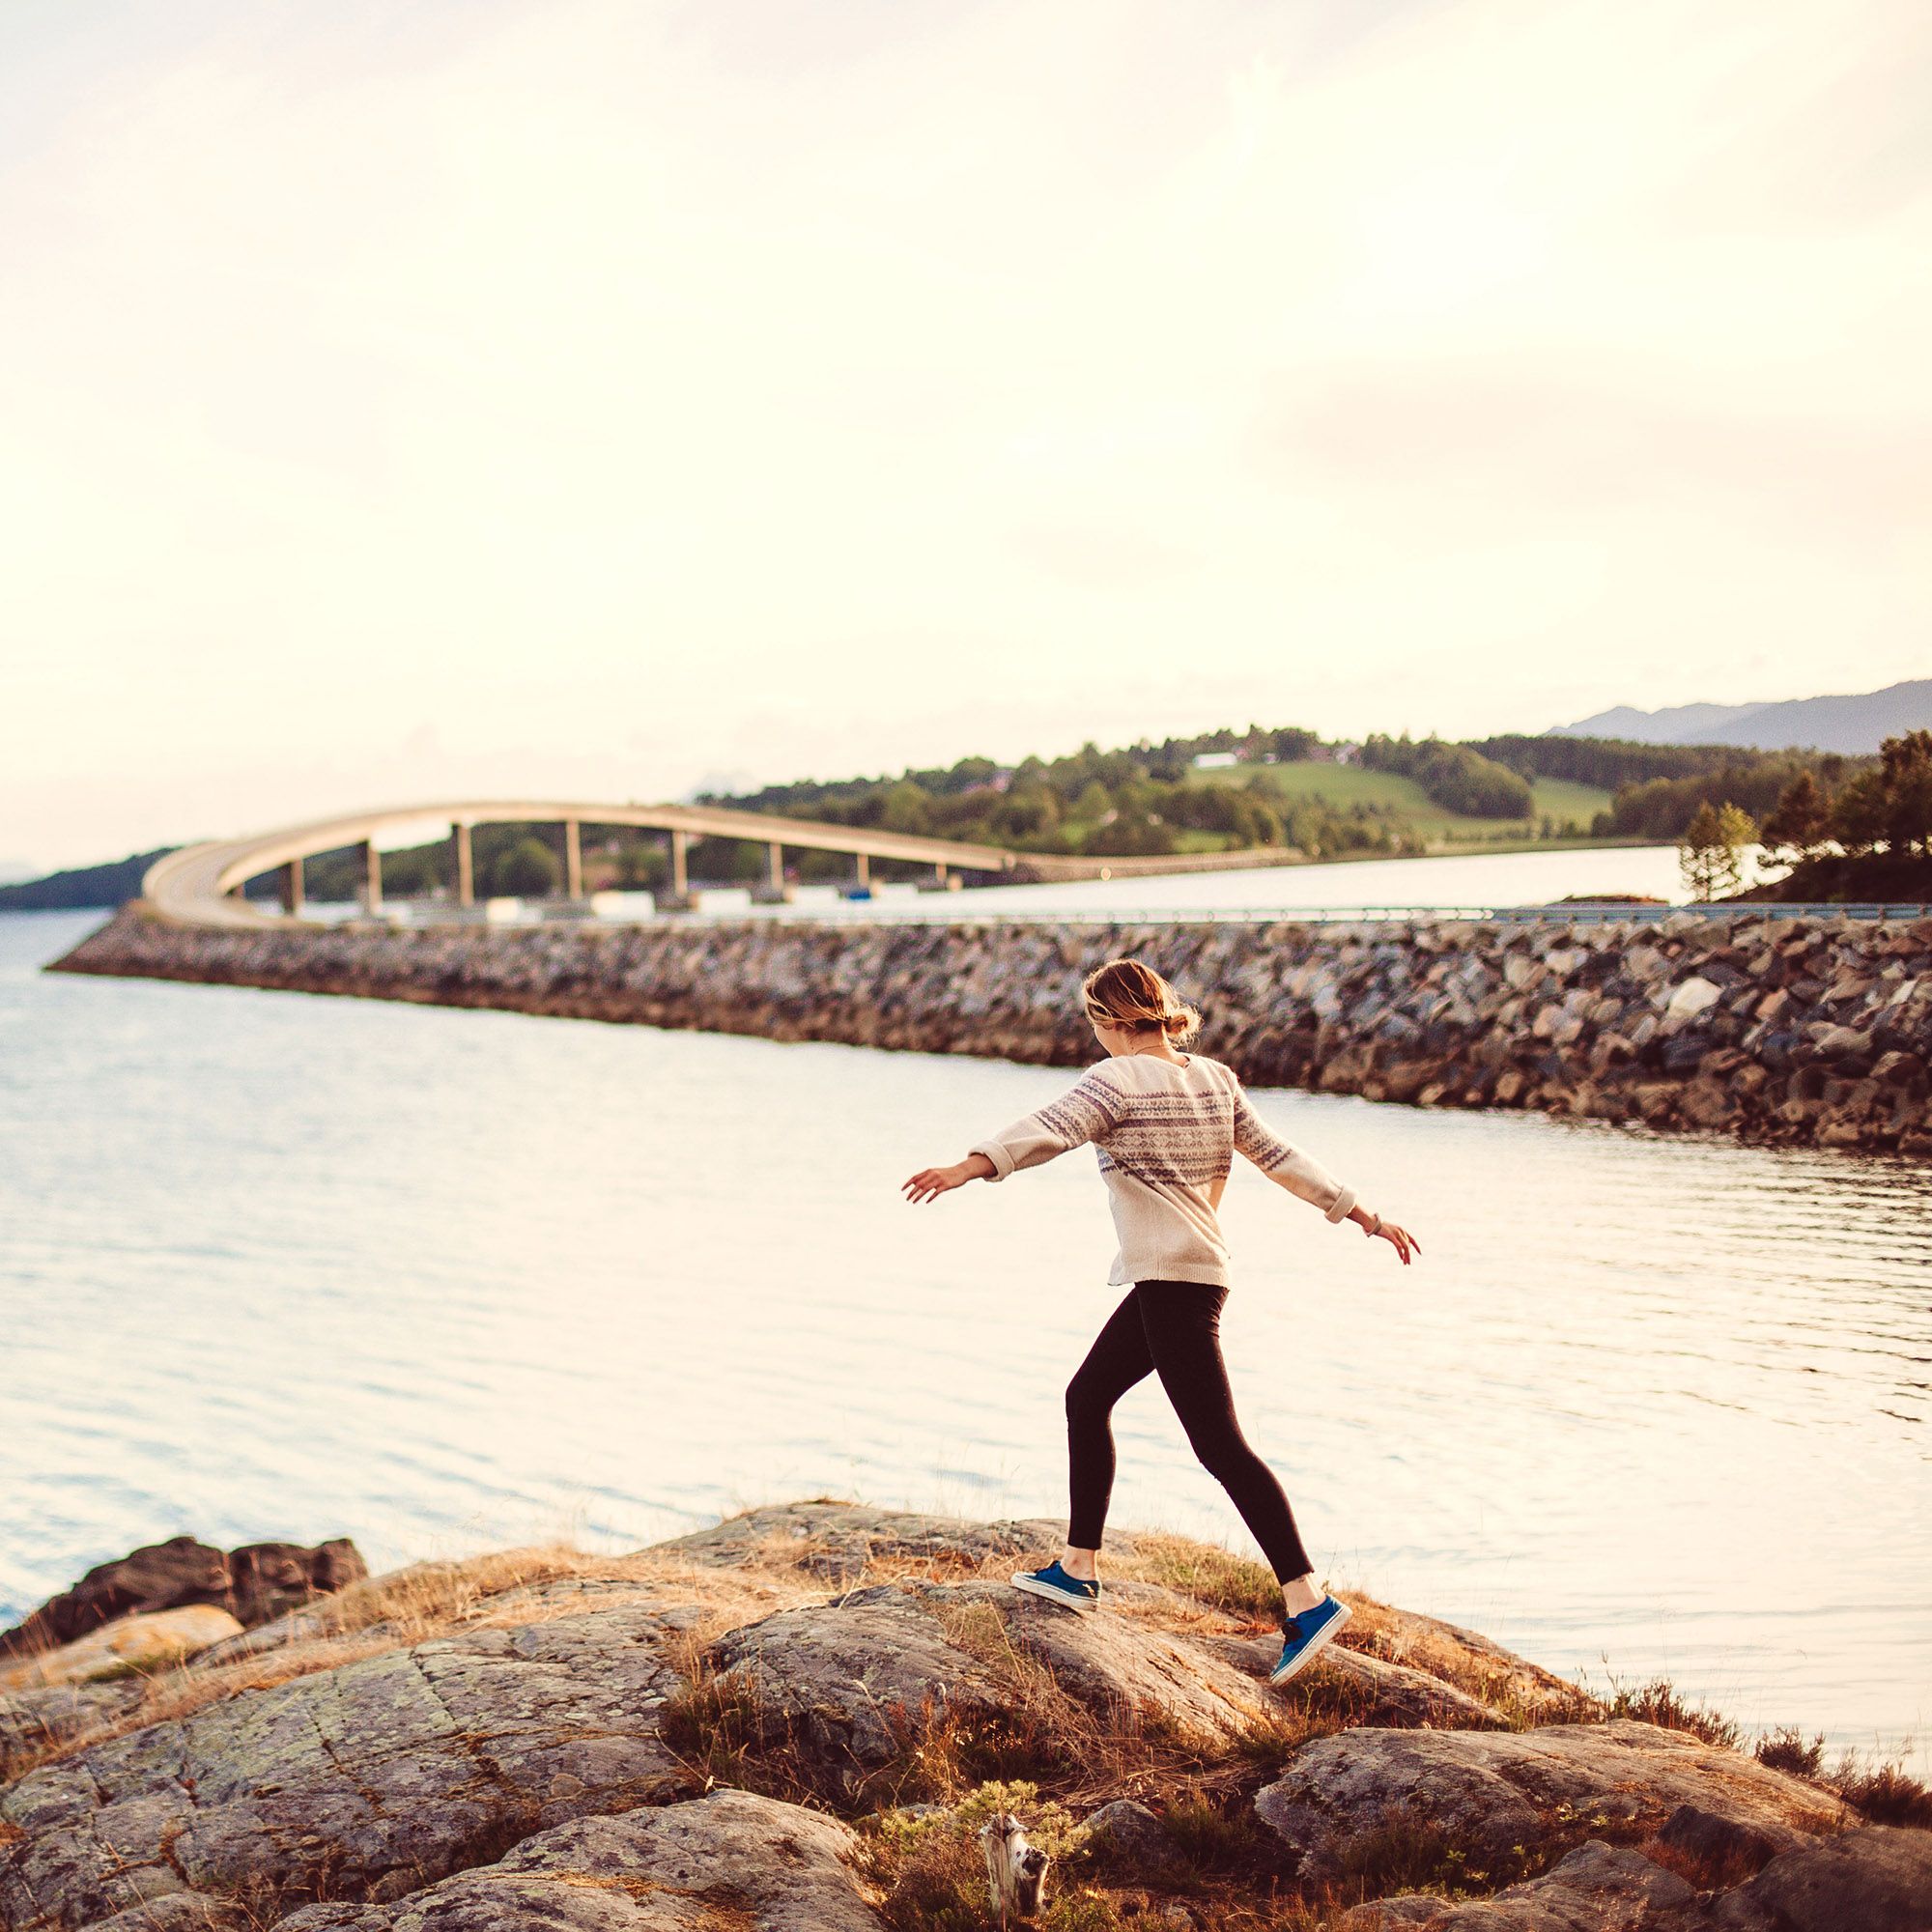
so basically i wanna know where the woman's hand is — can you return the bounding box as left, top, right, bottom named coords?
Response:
left=1350, top=1206, right=1421, bottom=1265
left=902, top=1154, right=992, bottom=1205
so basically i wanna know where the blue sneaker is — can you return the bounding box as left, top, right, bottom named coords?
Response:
left=1010, top=1559, right=1101, bottom=1614
left=1269, top=1594, right=1351, bottom=1684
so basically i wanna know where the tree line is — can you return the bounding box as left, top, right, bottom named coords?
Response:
left=1, top=724, right=1907, bottom=913
left=1678, top=730, right=1932, bottom=901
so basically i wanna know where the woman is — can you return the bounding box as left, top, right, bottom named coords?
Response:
left=902, top=957, right=1419, bottom=1685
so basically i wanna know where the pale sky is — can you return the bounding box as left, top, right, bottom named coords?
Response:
left=3, top=0, right=1928, bottom=870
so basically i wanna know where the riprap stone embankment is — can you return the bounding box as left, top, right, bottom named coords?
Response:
left=54, top=905, right=1932, bottom=1157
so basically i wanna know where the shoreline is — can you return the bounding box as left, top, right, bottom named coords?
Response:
left=4, top=1501, right=1925, bottom=1930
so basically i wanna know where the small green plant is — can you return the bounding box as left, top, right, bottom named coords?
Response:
left=952, top=1781, right=1087, bottom=1861
left=1329, top=1805, right=1548, bottom=1904
left=1159, top=1786, right=1272, bottom=1874
left=1754, top=1725, right=1826, bottom=1777
left=1334, top=1809, right=1460, bottom=1896
left=866, top=1784, right=1094, bottom=1932
left=1038, top=1894, right=1128, bottom=1932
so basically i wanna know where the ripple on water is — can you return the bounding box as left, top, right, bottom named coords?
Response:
left=2, top=909, right=1928, bottom=1769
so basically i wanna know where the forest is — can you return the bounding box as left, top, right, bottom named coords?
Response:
left=0, top=724, right=1887, bottom=909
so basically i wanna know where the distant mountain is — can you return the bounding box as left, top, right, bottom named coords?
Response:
left=1549, top=679, right=1932, bottom=754
left=0, top=849, right=175, bottom=913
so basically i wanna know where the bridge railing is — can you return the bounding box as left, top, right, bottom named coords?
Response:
left=326, top=895, right=1930, bottom=929
left=738, top=899, right=1930, bottom=926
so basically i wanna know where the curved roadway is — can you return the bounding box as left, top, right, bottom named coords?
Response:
left=141, top=799, right=1037, bottom=929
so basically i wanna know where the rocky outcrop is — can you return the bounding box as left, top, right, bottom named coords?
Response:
left=0, top=1608, right=243, bottom=1694
left=653, top=1501, right=1061, bottom=1583
left=55, top=906, right=1932, bottom=1156
left=1713, top=1824, right=1932, bottom=1931
left=1209, top=1631, right=1508, bottom=1730
left=0, top=1599, right=696, bottom=1929
left=0, top=1537, right=366, bottom=1661
left=1345, top=1840, right=1706, bottom=1929
left=275, top=1789, right=887, bottom=1932
left=4, top=1503, right=1927, bottom=1931
left=1254, top=1721, right=1843, bottom=1884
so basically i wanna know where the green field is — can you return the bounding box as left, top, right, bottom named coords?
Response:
left=1187, top=760, right=1614, bottom=849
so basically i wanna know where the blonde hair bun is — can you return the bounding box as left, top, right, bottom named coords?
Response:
left=1082, top=958, right=1203, bottom=1047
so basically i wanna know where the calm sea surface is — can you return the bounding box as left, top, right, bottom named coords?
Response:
left=2, top=886, right=1926, bottom=1766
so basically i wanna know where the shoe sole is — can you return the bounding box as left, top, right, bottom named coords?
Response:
left=1269, top=1599, right=1351, bottom=1685
left=1009, top=1572, right=1100, bottom=1614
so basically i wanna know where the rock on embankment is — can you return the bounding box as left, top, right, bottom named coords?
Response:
left=55, top=904, right=1932, bottom=1157
left=3, top=1502, right=1926, bottom=1931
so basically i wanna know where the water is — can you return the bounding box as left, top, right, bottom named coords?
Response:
left=3, top=906, right=1927, bottom=1769
left=311, top=842, right=1704, bottom=926
left=889, top=841, right=1702, bottom=916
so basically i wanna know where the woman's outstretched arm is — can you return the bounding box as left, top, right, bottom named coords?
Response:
left=1232, top=1083, right=1421, bottom=1264
left=901, top=1065, right=1129, bottom=1206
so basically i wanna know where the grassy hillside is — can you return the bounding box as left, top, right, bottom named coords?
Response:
left=1187, top=763, right=1613, bottom=849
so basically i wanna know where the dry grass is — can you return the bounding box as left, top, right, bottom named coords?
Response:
left=1339, top=1594, right=1593, bottom=1727
left=1105, top=1536, right=1285, bottom=1629
left=1754, top=1725, right=1826, bottom=1777
left=1641, top=1832, right=1778, bottom=1893
left=655, top=1580, right=1326, bottom=1828
left=10, top=1510, right=1806, bottom=1931
left=1833, top=1754, right=1932, bottom=1828
left=1592, top=1672, right=1742, bottom=1750
left=0, top=1542, right=823, bottom=1785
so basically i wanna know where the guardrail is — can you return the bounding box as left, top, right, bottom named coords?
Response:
left=743, top=899, right=1931, bottom=927
left=320, top=896, right=1932, bottom=930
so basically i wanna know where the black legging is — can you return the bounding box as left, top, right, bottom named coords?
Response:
left=1065, top=1279, right=1313, bottom=1583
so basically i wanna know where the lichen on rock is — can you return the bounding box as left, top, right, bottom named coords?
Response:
left=3, top=1502, right=1927, bottom=1932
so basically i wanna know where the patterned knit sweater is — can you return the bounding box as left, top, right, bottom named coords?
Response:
left=969, top=1051, right=1357, bottom=1288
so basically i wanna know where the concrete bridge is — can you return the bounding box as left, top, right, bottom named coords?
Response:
left=138, top=798, right=1067, bottom=929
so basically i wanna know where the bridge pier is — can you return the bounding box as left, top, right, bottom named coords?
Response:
left=279, top=860, right=304, bottom=916
left=452, top=823, right=474, bottom=908
left=144, top=799, right=1026, bottom=929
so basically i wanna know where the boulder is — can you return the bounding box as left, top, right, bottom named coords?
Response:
left=1343, top=1839, right=1703, bottom=1930
left=273, top=1787, right=885, bottom=1931
left=1663, top=978, right=1722, bottom=1025
left=0, top=1678, right=146, bottom=1779
left=650, top=1500, right=1075, bottom=1583
left=894, top=1580, right=1272, bottom=1741
left=1335, top=1597, right=1591, bottom=1722
left=188, top=1607, right=332, bottom=1670
left=704, top=1587, right=1010, bottom=1792
left=0, top=1598, right=697, bottom=1930
left=1656, top=1799, right=1804, bottom=1869
left=1081, top=1798, right=1177, bottom=1875
left=1712, top=1824, right=1932, bottom=1931
left=703, top=1577, right=1270, bottom=1802
left=1254, top=1720, right=1841, bottom=1883
left=0, top=1537, right=366, bottom=1660
left=1204, top=1633, right=1505, bottom=1731
left=0, top=1605, right=243, bottom=1692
